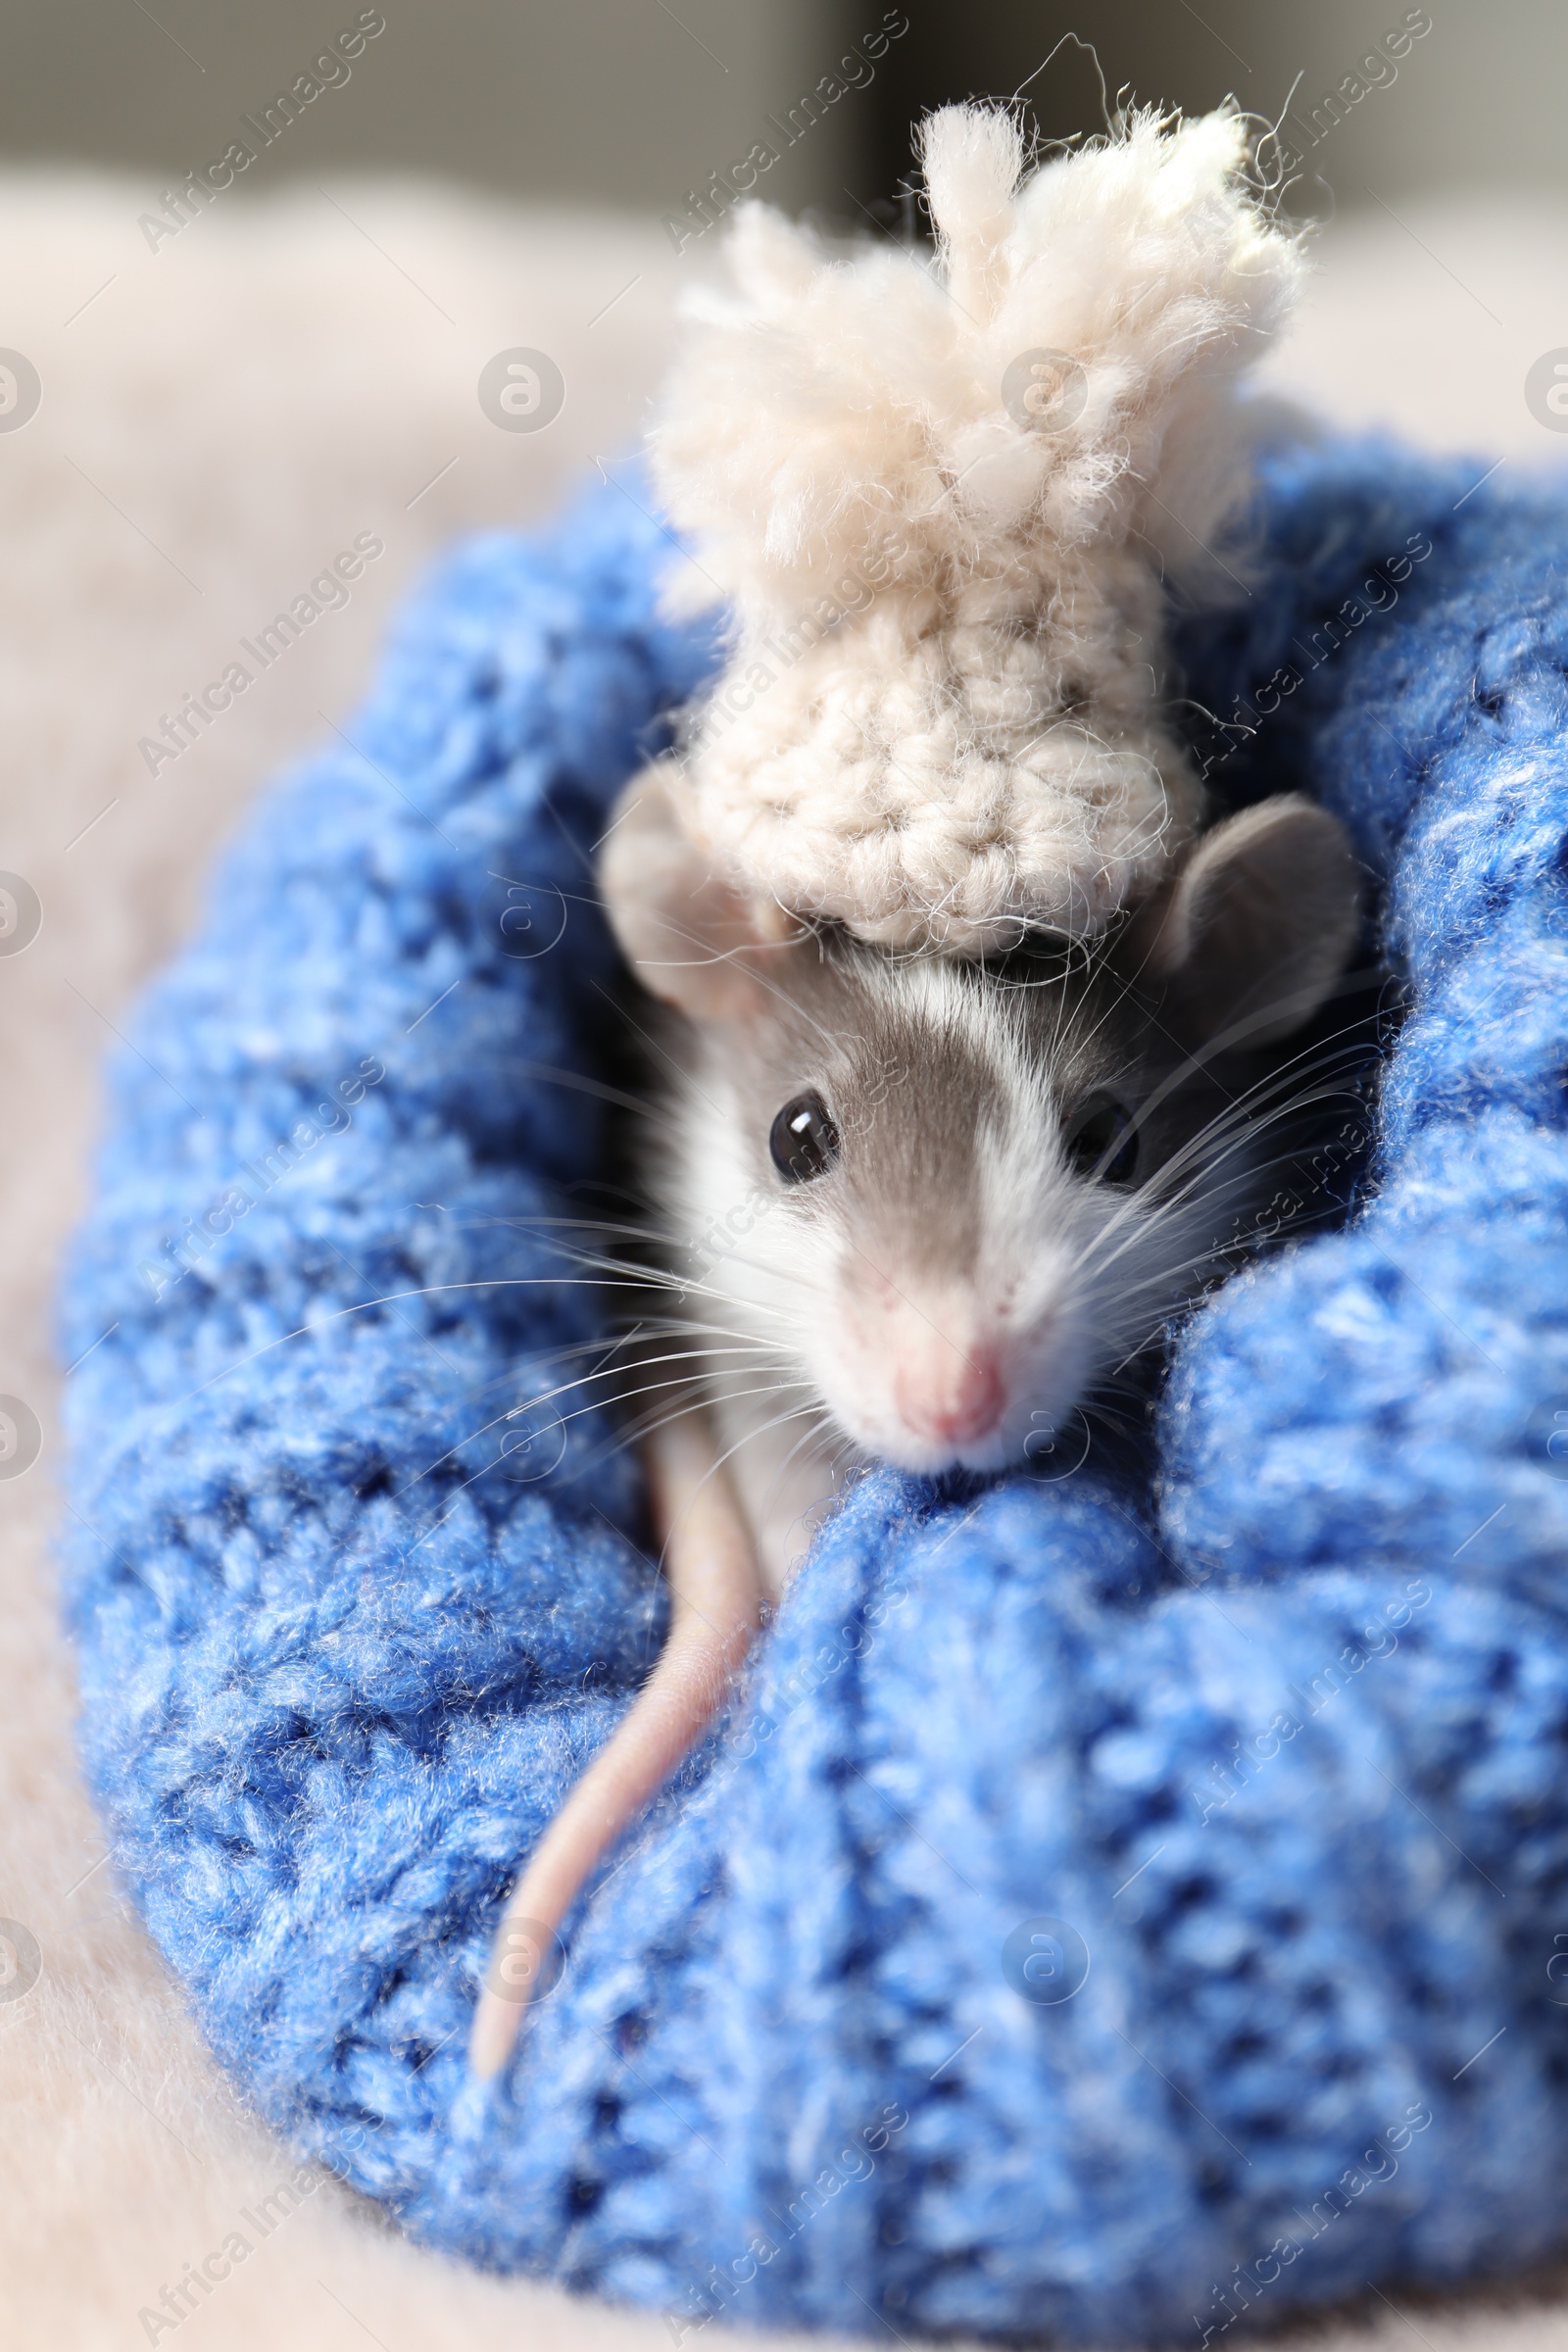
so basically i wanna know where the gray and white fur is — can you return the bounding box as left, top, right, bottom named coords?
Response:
left=605, top=770, right=1364, bottom=1593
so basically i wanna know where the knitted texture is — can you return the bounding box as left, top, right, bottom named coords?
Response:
left=642, top=107, right=1302, bottom=954
left=60, top=443, right=1568, bottom=2342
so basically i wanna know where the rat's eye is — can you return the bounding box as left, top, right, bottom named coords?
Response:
left=1063, top=1096, right=1138, bottom=1186
left=770, top=1090, right=840, bottom=1183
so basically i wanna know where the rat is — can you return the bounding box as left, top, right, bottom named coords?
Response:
left=466, top=771, right=1363, bottom=2079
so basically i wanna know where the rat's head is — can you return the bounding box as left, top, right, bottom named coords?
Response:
left=601, top=772, right=1362, bottom=1477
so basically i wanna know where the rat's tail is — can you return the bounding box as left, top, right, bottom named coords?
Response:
left=468, top=1415, right=764, bottom=2082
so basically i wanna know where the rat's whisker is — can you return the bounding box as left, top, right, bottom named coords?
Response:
left=691, top=1394, right=832, bottom=1511
left=549, top=1250, right=810, bottom=1330
left=611, top=1381, right=817, bottom=1472
left=173, top=1276, right=716, bottom=1406
left=1072, top=1064, right=1370, bottom=1290
left=392, top=1341, right=804, bottom=1502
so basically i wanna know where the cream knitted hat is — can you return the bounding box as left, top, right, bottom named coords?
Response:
left=636, top=104, right=1304, bottom=956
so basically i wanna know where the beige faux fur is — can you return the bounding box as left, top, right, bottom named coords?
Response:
left=642, top=104, right=1302, bottom=954
left=4, top=163, right=1568, bottom=2352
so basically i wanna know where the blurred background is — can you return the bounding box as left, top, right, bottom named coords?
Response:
left=4, top=0, right=1557, bottom=473
left=3, top=0, right=1564, bottom=220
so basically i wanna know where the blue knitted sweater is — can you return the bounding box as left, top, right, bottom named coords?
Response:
left=60, top=440, right=1568, bottom=2342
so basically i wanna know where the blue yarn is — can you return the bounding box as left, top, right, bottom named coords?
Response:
left=60, top=442, right=1568, bottom=2341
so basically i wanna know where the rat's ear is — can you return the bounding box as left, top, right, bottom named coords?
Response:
left=598, top=764, right=788, bottom=1022
left=1129, top=795, right=1363, bottom=1051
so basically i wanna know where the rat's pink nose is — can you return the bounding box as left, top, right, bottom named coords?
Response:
left=895, top=1348, right=1004, bottom=1446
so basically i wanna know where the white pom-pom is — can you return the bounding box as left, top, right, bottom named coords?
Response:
left=636, top=103, right=1305, bottom=956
